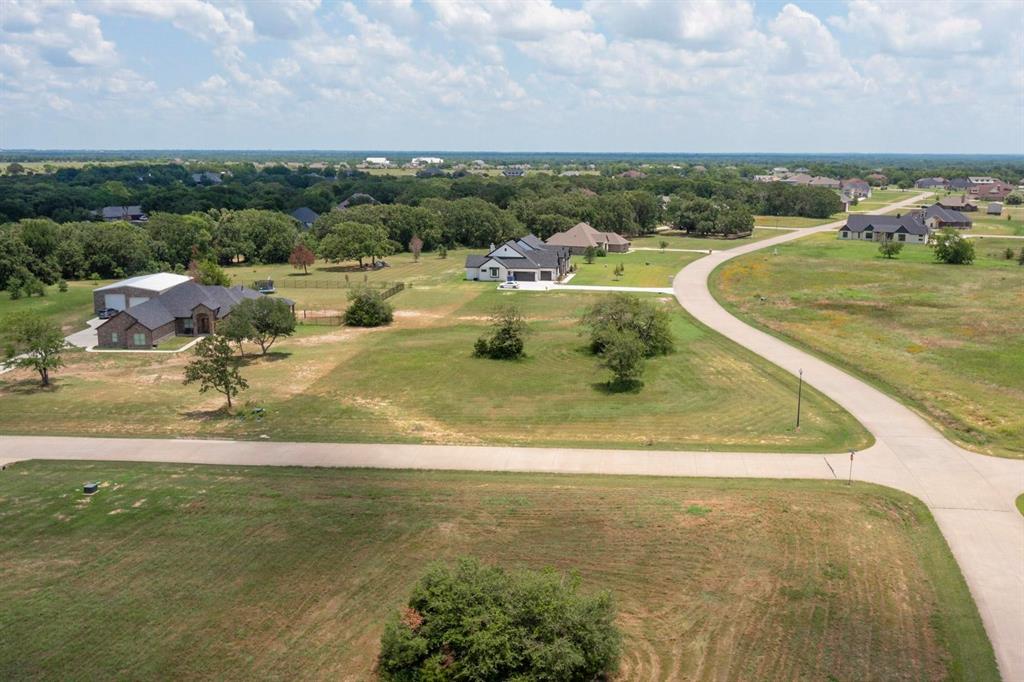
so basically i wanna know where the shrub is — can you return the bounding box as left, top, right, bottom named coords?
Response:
left=878, top=239, right=904, bottom=259
left=931, top=228, right=975, bottom=265
left=344, top=288, right=393, bottom=327
left=437, top=245, right=448, bottom=259
left=474, top=305, right=527, bottom=359
left=600, top=328, right=645, bottom=390
left=57, top=278, right=68, bottom=293
left=583, top=245, right=599, bottom=264
left=378, top=558, right=620, bottom=681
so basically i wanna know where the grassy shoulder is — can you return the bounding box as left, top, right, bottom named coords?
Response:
left=0, top=283, right=870, bottom=453
left=0, top=461, right=996, bottom=681
left=710, top=232, right=1024, bottom=458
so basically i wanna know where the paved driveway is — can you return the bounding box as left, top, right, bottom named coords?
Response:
left=65, top=318, right=102, bottom=349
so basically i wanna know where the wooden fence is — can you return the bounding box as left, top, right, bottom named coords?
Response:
left=261, top=279, right=399, bottom=290
left=296, top=282, right=406, bottom=326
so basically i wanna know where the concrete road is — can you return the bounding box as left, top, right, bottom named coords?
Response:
left=1, top=192, right=1021, bottom=678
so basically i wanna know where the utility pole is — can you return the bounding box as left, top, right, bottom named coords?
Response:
left=848, top=451, right=855, bottom=486
left=795, top=368, right=803, bottom=428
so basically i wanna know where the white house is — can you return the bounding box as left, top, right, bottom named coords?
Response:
left=465, top=235, right=571, bottom=282
left=364, top=157, right=390, bottom=167
left=411, top=156, right=443, bottom=166
left=838, top=214, right=929, bottom=244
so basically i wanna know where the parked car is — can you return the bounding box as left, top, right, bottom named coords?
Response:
left=96, top=308, right=119, bottom=319
left=498, top=281, right=520, bottom=290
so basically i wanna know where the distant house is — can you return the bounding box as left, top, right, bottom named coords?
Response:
left=290, top=207, right=319, bottom=229
left=337, top=193, right=380, bottom=210
left=987, top=202, right=1003, bottom=216
left=808, top=176, right=841, bottom=188
left=866, top=172, right=888, bottom=185
left=841, top=178, right=872, bottom=198
left=784, top=173, right=814, bottom=185
left=411, top=156, right=443, bottom=166
left=364, top=157, right=390, bottom=167
left=99, top=205, right=147, bottom=224
left=465, top=235, right=571, bottom=283
left=915, top=177, right=947, bottom=189
left=753, top=174, right=776, bottom=183
left=923, top=204, right=972, bottom=230
left=545, top=222, right=630, bottom=255
left=936, top=194, right=977, bottom=212
left=96, top=276, right=292, bottom=349
left=947, top=178, right=971, bottom=191
left=838, top=214, right=929, bottom=244
left=191, top=171, right=222, bottom=185
left=617, top=169, right=647, bottom=179
left=502, top=167, right=526, bottom=177
left=969, top=179, right=1014, bottom=200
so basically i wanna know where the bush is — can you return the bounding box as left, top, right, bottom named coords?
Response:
left=581, top=294, right=674, bottom=357
left=878, top=239, right=904, bottom=259
left=378, top=558, right=620, bottom=681
left=931, top=228, right=975, bottom=265
left=474, top=305, right=527, bottom=359
left=57, top=278, right=68, bottom=293
left=344, top=288, right=393, bottom=327
left=600, top=328, right=645, bottom=390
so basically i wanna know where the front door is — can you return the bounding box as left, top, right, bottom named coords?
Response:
left=197, top=314, right=210, bottom=334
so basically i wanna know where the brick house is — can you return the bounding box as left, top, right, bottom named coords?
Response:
left=95, top=276, right=293, bottom=348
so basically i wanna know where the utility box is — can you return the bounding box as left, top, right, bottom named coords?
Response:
left=83, top=482, right=98, bottom=495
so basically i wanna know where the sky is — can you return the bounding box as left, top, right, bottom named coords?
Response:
left=1, top=0, right=1022, bottom=153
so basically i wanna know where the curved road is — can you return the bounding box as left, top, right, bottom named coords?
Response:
left=1, top=192, right=1021, bottom=677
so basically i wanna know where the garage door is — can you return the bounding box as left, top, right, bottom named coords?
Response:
left=540, top=271, right=552, bottom=281
left=513, top=271, right=536, bottom=281
left=104, top=293, right=126, bottom=310
left=128, top=296, right=149, bottom=307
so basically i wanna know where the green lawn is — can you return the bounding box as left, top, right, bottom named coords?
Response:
left=570, top=250, right=702, bottom=287
left=0, top=285, right=870, bottom=453
left=0, top=462, right=996, bottom=681
left=154, top=335, right=199, bottom=351
left=848, top=189, right=933, bottom=212
left=969, top=203, right=1024, bottom=236
left=754, top=214, right=846, bottom=228
left=0, top=281, right=98, bottom=334
left=711, top=232, right=1024, bottom=458
left=632, top=227, right=785, bottom=251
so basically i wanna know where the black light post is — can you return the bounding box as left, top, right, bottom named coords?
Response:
left=795, top=368, right=803, bottom=428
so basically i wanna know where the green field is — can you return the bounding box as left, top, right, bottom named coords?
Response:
left=0, top=279, right=869, bottom=452
left=712, top=232, right=1024, bottom=458
left=632, top=227, right=785, bottom=251
left=0, top=281, right=98, bottom=333
left=969, top=203, right=1024, bottom=236
left=570, top=250, right=702, bottom=287
left=848, top=189, right=933, bottom=212
left=0, top=462, right=996, bottom=681
left=753, top=214, right=846, bottom=228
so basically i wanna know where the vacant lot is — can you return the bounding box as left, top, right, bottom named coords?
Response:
left=970, top=203, right=1024, bottom=236
left=0, top=281, right=98, bottom=333
left=753, top=214, right=845, bottom=228
left=712, top=232, right=1024, bottom=458
left=0, top=462, right=995, bottom=681
left=848, top=189, right=932, bottom=212
left=632, top=227, right=784, bottom=251
left=570, top=250, right=702, bottom=287
left=0, top=280, right=869, bottom=452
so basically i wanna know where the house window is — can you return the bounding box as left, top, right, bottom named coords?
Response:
left=897, top=234, right=906, bottom=242
left=489, top=267, right=498, bottom=277
left=840, top=231, right=849, bottom=239
left=132, top=333, right=146, bottom=346
left=110, top=332, right=119, bottom=344
left=183, top=318, right=194, bottom=333
left=864, top=232, right=873, bottom=240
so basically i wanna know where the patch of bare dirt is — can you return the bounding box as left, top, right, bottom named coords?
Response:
left=344, top=396, right=482, bottom=444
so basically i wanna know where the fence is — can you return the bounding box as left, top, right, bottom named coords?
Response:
left=296, top=282, right=406, bottom=326
left=258, top=279, right=400, bottom=290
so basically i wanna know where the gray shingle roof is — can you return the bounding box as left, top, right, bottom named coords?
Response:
left=113, top=282, right=290, bottom=331
left=924, top=204, right=970, bottom=224
left=290, top=207, right=319, bottom=224
left=843, top=214, right=928, bottom=236
left=465, top=236, right=569, bottom=270
left=100, top=205, right=145, bottom=220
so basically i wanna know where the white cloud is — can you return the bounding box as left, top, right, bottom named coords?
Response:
left=428, top=0, right=592, bottom=41
left=89, top=0, right=254, bottom=47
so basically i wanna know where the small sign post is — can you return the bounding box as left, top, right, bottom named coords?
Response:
left=795, top=369, right=803, bottom=428
left=848, top=451, right=855, bottom=486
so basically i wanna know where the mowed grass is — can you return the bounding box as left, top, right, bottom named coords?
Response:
left=632, top=227, right=785, bottom=251
left=969, top=202, right=1024, bottom=236
left=711, top=232, right=1024, bottom=458
left=570, top=250, right=702, bottom=287
left=0, top=282, right=98, bottom=334
left=0, top=285, right=870, bottom=453
left=754, top=214, right=846, bottom=228
left=0, top=462, right=996, bottom=681
left=848, top=189, right=933, bottom=212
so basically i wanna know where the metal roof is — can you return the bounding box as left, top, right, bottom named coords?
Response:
left=94, top=273, right=193, bottom=293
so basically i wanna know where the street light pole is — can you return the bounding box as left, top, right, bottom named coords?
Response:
left=795, top=368, right=803, bottom=428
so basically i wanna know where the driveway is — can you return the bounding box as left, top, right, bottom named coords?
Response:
left=65, top=317, right=103, bottom=349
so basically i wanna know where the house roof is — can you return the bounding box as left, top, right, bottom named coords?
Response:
left=100, top=205, right=145, bottom=219
left=784, top=173, right=813, bottom=184
left=987, top=202, right=1003, bottom=214
left=808, top=176, right=840, bottom=186
left=94, top=272, right=193, bottom=293
left=842, top=214, right=928, bottom=236
left=545, top=222, right=630, bottom=249
left=924, top=204, right=970, bottom=224
left=290, top=207, right=319, bottom=224
left=108, top=282, right=286, bottom=331
left=936, top=194, right=974, bottom=209
left=465, top=235, right=569, bottom=271
left=842, top=178, right=870, bottom=189
left=916, top=177, right=947, bottom=187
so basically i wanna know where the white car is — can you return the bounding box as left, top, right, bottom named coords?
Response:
left=497, top=281, right=520, bottom=289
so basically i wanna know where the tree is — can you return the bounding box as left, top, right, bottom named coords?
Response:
left=600, top=329, right=646, bottom=390
left=932, top=228, right=975, bottom=264
left=378, top=558, right=620, bottom=681
left=183, top=335, right=248, bottom=408
left=219, top=305, right=254, bottom=357
left=581, top=294, right=674, bottom=357
left=878, top=237, right=904, bottom=259
left=188, top=259, right=231, bottom=286
left=319, top=221, right=391, bottom=267
left=659, top=240, right=669, bottom=251
left=583, top=245, right=599, bottom=264
left=437, top=245, right=448, bottom=259
left=288, top=242, right=315, bottom=274
left=1017, top=248, right=1024, bottom=266
left=6, top=162, right=25, bottom=176
left=474, top=305, right=527, bottom=359
left=3, top=313, right=67, bottom=386
left=715, top=206, right=754, bottom=236
left=232, top=297, right=296, bottom=354
left=669, top=197, right=719, bottom=235
left=344, top=288, right=393, bottom=327
left=409, top=235, right=423, bottom=262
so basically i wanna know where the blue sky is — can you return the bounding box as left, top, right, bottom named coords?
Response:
left=1, top=0, right=1022, bottom=153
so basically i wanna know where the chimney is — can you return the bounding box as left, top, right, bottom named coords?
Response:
left=489, top=243, right=496, bottom=252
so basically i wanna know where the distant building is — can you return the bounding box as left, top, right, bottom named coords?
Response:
left=99, top=205, right=147, bottom=224
left=947, top=178, right=971, bottom=190
left=617, top=169, right=647, bottom=179
left=987, top=202, right=1003, bottom=216
left=545, top=222, right=630, bottom=255
left=465, top=235, right=571, bottom=282
left=936, top=194, right=977, bottom=212
left=783, top=173, right=814, bottom=185
left=411, top=156, right=443, bottom=166
left=290, top=207, right=319, bottom=229
left=923, top=204, right=972, bottom=230
left=808, top=176, right=841, bottom=189
left=337, top=193, right=380, bottom=210
left=364, top=157, right=390, bottom=167
left=502, top=167, right=526, bottom=177
left=191, top=171, right=223, bottom=185
left=841, top=178, right=872, bottom=198
left=838, top=214, right=929, bottom=244
left=915, top=177, right=947, bottom=189
left=969, top=179, right=1014, bottom=200
left=866, top=172, right=888, bottom=185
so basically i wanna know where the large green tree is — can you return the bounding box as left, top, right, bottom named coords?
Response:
left=581, top=294, right=675, bottom=357
left=932, top=228, right=975, bottom=264
left=2, top=313, right=67, bottom=386
left=183, top=335, right=248, bottom=408
left=231, top=297, right=296, bottom=355
left=318, top=220, right=392, bottom=267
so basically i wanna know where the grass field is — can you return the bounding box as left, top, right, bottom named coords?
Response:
left=631, top=228, right=785, bottom=251
left=711, top=232, right=1024, bottom=458
left=0, top=281, right=98, bottom=333
left=0, top=462, right=996, bottom=681
left=753, top=214, right=845, bottom=228
left=0, top=280, right=869, bottom=452
left=848, top=189, right=933, bottom=213
left=969, top=203, right=1024, bottom=236
left=570, top=250, right=702, bottom=287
